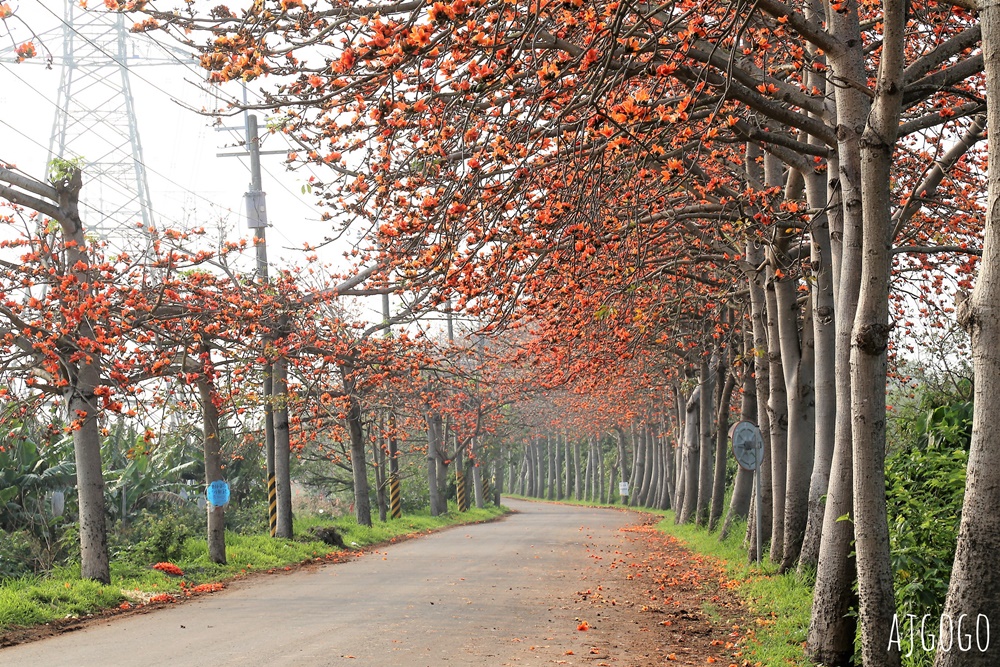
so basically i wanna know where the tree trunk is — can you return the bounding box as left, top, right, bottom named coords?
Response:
left=679, top=386, right=701, bottom=523
left=197, top=375, right=226, bottom=564
left=373, top=424, right=387, bottom=523
left=70, top=356, right=110, bottom=584
left=764, top=269, right=788, bottom=563
left=426, top=412, right=443, bottom=515
left=774, top=271, right=815, bottom=570
left=573, top=439, right=582, bottom=500
left=564, top=434, right=573, bottom=499
left=555, top=435, right=564, bottom=500
left=653, top=426, right=667, bottom=509
left=546, top=435, right=556, bottom=500
left=799, top=161, right=838, bottom=573
left=747, top=241, right=774, bottom=557
left=661, top=418, right=674, bottom=511
left=936, top=17, right=1000, bottom=661
left=585, top=438, right=595, bottom=501
left=710, top=351, right=735, bottom=531
left=640, top=424, right=656, bottom=505
left=437, top=431, right=450, bottom=506
left=597, top=438, right=606, bottom=503
left=721, top=327, right=756, bottom=540
left=517, top=453, right=527, bottom=496
left=55, top=173, right=110, bottom=583
left=608, top=446, right=618, bottom=506
left=807, top=0, right=869, bottom=651
left=646, top=425, right=660, bottom=507
left=472, top=450, right=484, bottom=509
left=672, top=393, right=685, bottom=511
left=628, top=426, right=643, bottom=506
left=535, top=438, right=549, bottom=498
left=851, top=2, right=905, bottom=662
left=343, top=371, right=372, bottom=527
left=673, top=439, right=685, bottom=522
left=615, top=427, right=629, bottom=503
left=696, top=357, right=715, bottom=525
left=495, top=450, right=505, bottom=505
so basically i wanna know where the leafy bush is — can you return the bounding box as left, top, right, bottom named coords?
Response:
left=0, top=430, right=76, bottom=536
left=886, top=396, right=971, bottom=666
left=0, top=531, right=37, bottom=579
left=886, top=444, right=967, bottom=618
left=224, top=500, right=270, bottom=534
left=111, top=505, right=203, bottom=565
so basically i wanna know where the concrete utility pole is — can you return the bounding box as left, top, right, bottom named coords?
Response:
left=382, top=292, right=402, bottom=518
left=219, top=113, right=287, bottom=535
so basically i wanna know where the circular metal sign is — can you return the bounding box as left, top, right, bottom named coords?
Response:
left=731, top=421, right=764, bottom=471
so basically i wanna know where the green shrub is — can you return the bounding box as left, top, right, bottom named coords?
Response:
left=0, top=531, right=36, bottom=580
left=886, top=444, right=967, bottom=667
left=224, top=500, right=269, bottom=534
left=111, top=505, right=202, bottom=564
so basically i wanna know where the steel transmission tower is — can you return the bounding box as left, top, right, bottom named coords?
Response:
left=49, top=1, right=156, bottom=240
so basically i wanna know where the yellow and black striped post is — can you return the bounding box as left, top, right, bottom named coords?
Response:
left=388, top=471, right=402, bottom=519
left=267, top=473, right=277, bottom=537
left=456, top=468, right=468, bottom=512
left=482, top=474, right=492, bottom=506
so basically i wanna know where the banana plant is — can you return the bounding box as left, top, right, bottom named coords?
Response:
left=102, top=421, right=201, bottom=524
left=0, top=427, right=76, bottom=536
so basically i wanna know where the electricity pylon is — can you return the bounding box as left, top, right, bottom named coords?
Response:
left=49, top=1, right=156, bottom=241
left=0, top=2, right=161, bottom=240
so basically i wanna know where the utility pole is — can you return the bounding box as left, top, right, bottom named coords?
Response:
left=219, top=113, right=287, bottom=536
left=383, top=292, right=402, bottom=518
left=246, top=115, right=277, bottom=537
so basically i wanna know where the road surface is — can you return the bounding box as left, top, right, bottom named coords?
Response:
left=1, top=499, right=645, bottom=666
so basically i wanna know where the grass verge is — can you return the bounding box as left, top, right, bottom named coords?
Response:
left=0, top=502, right=507, bottom=635
left=654, top=511, right=812, bottom=667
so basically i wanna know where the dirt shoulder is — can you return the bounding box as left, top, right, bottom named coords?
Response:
left=549, top=511, right=748, bottom=666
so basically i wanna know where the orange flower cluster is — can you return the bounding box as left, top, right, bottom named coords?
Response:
left=189, top=582, right=224, bottom=594
left=152, top=562, right=184, bottom=576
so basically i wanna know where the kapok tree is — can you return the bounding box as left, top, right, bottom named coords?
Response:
left=126, top=245, right=275, bottom=564
left=0, top=163, right=116, bottom=582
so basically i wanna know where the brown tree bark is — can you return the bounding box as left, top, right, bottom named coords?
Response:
left=709, top=350, right=735, bottom=531
left=197, top=373, right=226, bottom=564
left=934, top=5, right=1000, bottom=665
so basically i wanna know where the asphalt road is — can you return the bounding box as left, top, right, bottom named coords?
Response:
left=1, top=499, right=639, bottom=666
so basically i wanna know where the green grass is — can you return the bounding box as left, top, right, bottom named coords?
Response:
left=0, top=576, right=125, bottom=629
left=508, top=495, right=812, bottom=666
left=0, top=503, right=507, bottom=633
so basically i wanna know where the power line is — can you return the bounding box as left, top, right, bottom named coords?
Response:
left=0, top=116, right=195, bottom=232
left=34, top=1, right=193, bottom=106
left=0, top=65, right=248, bottom=235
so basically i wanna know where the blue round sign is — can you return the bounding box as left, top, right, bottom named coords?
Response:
left=206, top=480, right=230, bottom=507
